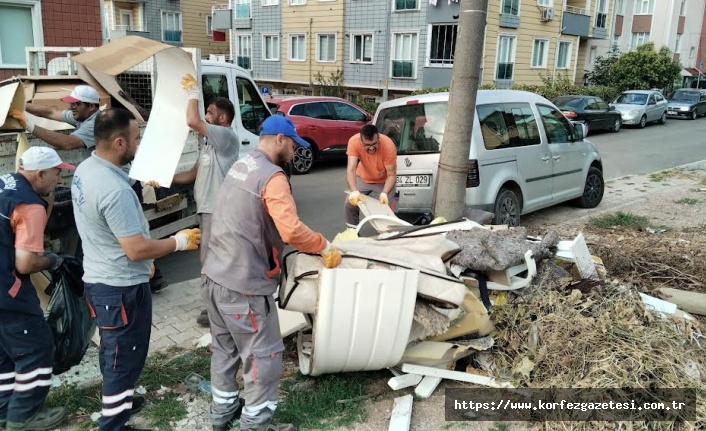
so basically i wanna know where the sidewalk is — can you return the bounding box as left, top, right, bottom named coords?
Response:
left=148, top=277, right=209, bottom=352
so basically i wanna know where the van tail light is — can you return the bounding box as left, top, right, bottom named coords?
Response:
left=562, top=110, right=578, bottom=118
left=466, top=159, right=480, bottom=188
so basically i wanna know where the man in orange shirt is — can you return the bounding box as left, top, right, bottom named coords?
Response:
left=0, top=147, right=75, bottom=431
left=345, top=124, right=398, bottom=228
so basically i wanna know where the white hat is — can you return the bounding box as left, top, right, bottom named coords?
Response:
left=61, top=85, right=100, bottom=105
left=19, top=147, right=75, bottom=171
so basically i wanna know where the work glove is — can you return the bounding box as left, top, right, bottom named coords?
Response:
left=320, top=241, right=342, bottom=269
left=44, top=252, right=64, bottom=271
left=143, top=180, right=161, bottom=188
left=9, top=109, right=34, bottom=133
left=181, top=73, right=200, bottom=100
left=172, top=228, right=201, bottom=252
left=379, top=192, right=389, bottom=205
left=347, top=190, right=363, bottom=207
left=150, top=263, right=156, bottom=279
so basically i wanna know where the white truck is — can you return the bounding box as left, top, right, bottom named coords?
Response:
left=0, top=45, right=272, bottom=256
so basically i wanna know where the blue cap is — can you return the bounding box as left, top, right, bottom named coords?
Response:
left=260, top=115, right=310, bottom=148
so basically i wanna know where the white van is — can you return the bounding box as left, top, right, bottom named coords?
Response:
left=373, top=90, right=604, bottom=225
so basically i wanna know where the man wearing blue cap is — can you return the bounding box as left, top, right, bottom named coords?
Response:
left=201, top=116, right=342, bottom=431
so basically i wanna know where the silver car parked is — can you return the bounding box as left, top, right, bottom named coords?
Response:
left=610, top=90, right=668, bottom=128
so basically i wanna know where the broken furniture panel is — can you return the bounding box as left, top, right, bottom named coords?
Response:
left=399, top=337, right=494, bottom=367
left=356, top=194, right=412, bottom=234
left=388, top=394, right=414, bottom=431
left=414, top=376, right=443, bottom=399
left=401, top=363, right=514, bottom=388
left=429, top=292, right=495, bottom=341
left=555, top=233, right=598, bottom=280
left=298, top=268, right=419, bottom=376
left=485, top=250, right=537, bottom=291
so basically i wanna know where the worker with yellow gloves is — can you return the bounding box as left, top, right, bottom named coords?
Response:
left=344, top=124, right=398, bottom=228
left=71, top=108, right=201, bottom=431
left=201, top=115, right=340, bottom=431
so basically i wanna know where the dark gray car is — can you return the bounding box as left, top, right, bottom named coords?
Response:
left=667, top=89, right=706, bottom=120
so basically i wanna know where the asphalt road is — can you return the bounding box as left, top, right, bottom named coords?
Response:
left=157, top=117, right=706, bottom=284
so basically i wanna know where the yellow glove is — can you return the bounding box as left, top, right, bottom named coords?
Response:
left=348, top=190, right=363, bottom=207
left=379, top=192, right=389, bottom=205
left=320, top=241, right=342, bottom=268
left=9, top=109, right=33, bottom=132
left=144, top=180, right=161, bottom=188
left=181, top=73, right=200, bottom=100
left=172, top=228, right=201, bottom=251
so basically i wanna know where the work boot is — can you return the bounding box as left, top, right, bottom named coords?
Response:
left=6, top=406, right=67, bottom=431
left=150, top=274, right=168, bottom=292
left=130, top=396, right=146, bottom=416
left=243, top=422, right=297, bottom=431
left=212, top=398, right=244, bottom=431
left=197, top=309, right=210, bottom=327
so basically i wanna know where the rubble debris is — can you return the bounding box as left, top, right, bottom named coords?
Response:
left=447, top=227, right=559, bottom=271
left=429, top=292, right=494, bottom=341
left=388, top=394, right=413, bottom=431
left=399, top=337, right=493, bottom=367
left=555, top=233, right=599, bottom=280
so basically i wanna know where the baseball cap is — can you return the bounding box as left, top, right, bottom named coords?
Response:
left=60, top=85, right=100, bottom=105
left=19, top=147, right=75, bottom=171
left=260, top=115, right=310, bottom=148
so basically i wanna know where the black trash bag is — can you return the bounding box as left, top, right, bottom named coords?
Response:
left=45, top=256, right=96, bottom=375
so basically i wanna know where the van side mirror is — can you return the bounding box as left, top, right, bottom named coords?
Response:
left=648, top=99, right=656, bottom=105
left=573, top=122, right=585, bottom=141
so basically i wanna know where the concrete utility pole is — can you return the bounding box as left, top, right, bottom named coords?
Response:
left=431, top=0, right=488, bottom=221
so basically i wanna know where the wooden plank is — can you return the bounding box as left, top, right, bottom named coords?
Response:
left=414, top=376, right=442, bottom=399
left=401, top=363, right=514, bottom=388
left=388, top=394, right=413, bottom=431
left=388, top=374, right=423, bottom=391
left=657, top=287, right=706, bottom=316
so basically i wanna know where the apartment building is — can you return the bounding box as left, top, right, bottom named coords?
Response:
left=0, top=0, right=103, bottom=80
left=181, top=0, right=229, bottom=57
left=103, top=0, right=183, bottom=45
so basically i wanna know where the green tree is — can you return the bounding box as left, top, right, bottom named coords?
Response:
left=609, top=43, right=681, bottom=92
left=312, top=69, right=345, bottom=98
left=585, top=44, right=621, bottom=86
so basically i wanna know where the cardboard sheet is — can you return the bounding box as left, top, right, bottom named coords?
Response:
left=72, top=36, right=195, bottom=187
left=0, top=78, right=26, bottom=132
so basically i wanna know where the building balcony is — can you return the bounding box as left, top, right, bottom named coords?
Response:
left=499, top=13, right=519, bottom=28
left=111, top=25, right=150, bottom=40
left=561, top=6, right=590, bottom=37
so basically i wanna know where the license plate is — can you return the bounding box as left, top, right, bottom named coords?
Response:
left=668, top=111, right=677, bottom=115
left=396, top=174, right=431, bottom=188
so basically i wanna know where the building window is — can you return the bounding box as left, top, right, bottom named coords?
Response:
left=289, top=34, right=306, bottom=61
left=290, top=0, right=306, bottom=5
left=537, top=0, right=551, bottom=6
left=235, top=35, right=252, bottom=69
left=391, top=32, right=417, bottom=78
left=317, top=33, right=336, bottom=62
left=0, top=0, right=42, bottom=68
left=496, top=35, right=515, bottom=80
left=615, top=0, right=624, bottom=14
left=531, top=38, right=548, bottom=68
left=630, top=32, right=649, bottom=50
left=263, top=34, right=280, bottom=61
left=262, top=0, right=279, bottom=5
left=595, top=0, right=607, bottom=28
left=501, top=0, right=519, bottom=15
left=394, top=0, right=418, bottom=12
left=690, top=47, right=695, bottom=59
left=207, top=15, right=212, bottom=36
left=556, top=41, right=571, bottom=69
left=235, top=0, right=251, bottom=19
left=351, top=33, right=373, bottom=63
left=428, top=24, right=457, bottom=66
left=679, top=0, right=686, bottom=16
left=674, top=34, right=681, bottom=53
left=161, top=11, right=182, bottom=43
left=635, top=0, right=654, bottom=14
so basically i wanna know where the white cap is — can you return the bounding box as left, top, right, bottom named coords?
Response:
left=61, top=85, right=100, bottom=105
left=19, top=147, right=75, bottom=171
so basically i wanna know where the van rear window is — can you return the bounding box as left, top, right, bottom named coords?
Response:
left=374, top=102, right=447, bottom=155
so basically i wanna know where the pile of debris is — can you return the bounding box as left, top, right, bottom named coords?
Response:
left=279, top=196, right=705, bottom=430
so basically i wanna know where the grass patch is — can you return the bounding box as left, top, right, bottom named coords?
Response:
left=588, top=212, right=650, bottom=229
left=488, top=423, right=511, bottom=431
left=649, top=169, right=677, bottom=182
left=46, top=383, right=102, bottom=416
left=143, top=392, right=187, bottom=429
left=275, top=372, right=375, bottom=429
left=137, top=347, right=211, bottom=390
left=675, top=197, right=701, bottom=205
